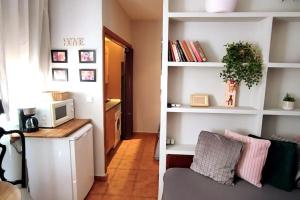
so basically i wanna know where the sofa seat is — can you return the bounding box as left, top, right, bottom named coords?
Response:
left=163, top=168, right=300, bottom=200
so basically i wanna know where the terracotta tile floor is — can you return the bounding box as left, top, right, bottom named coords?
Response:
left=86, top=134, right=159, bottom=200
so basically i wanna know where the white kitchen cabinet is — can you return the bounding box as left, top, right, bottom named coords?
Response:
left=25, top=123, right=94, bottom=200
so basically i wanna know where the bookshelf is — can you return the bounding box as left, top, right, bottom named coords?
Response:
left=168, top=61, right=224, bottom=68
left=263, top=109, right=300, bottom=116
left=167, top=105, right=257, bottom=114
left=166, top=144, right=195, bottom=155
left=159, top=0, right=300, bottom=198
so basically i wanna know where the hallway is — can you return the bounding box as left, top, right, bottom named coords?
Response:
left=86, top=134, right=159, bottom=199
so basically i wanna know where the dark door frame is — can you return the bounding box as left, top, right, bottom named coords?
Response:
left=103, top=27, right=133, bottom=171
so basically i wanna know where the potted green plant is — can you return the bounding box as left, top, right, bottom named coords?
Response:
left=220, top=41, right=263, bottom=89
left=282, top=93, right=295, bottom=110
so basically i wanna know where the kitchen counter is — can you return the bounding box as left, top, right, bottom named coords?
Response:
left=105, top=99, right=121, bottom=111
left=0, top=182, right=21, bottom=200
left=21, top=119, right=91, bottom=138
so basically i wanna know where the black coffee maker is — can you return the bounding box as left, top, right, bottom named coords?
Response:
left=18, top=108, right=39, bottom=132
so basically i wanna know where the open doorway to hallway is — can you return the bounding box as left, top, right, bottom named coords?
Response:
left=85, top=27, right=159, bottom=199
left=102, top=27, right=134, bottom=169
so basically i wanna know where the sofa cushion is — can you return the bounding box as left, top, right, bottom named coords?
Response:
left=271, top=135, right=300, bottom=189
left=163, top=168, right=300, bottom=200
left=190, top=131, right=243, bottom=185
left=249, top=134, right=298, bottom=191
left=224, top=130, right=271, bottom=187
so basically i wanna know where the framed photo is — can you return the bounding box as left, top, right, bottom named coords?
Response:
left=79, top=69, right=96, bottom=82
left=79, top=50, right=96, bottom=63
left=52, top=68, right=68, bottom=81
left=51, top=50, right=68, bottom=63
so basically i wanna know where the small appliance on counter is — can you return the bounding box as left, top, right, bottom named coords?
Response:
left=35, top=98, right=74, bottom=128
left=18, top=108, right=39, bottom=132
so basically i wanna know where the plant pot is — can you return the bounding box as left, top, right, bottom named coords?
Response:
left=205, top=0, right=238, bottom=13
left=282, top=101, right=295, bottom=110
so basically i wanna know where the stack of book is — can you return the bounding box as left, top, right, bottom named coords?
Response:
left=168, top=40, right=207, bottom=62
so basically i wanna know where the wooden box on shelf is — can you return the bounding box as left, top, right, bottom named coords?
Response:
left=190, top=94, right=209, bottom=107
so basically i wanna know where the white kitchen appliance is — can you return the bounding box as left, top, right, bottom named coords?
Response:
left=114, top=106, right=121, bottom=147
left=35, top=99, right=75, bottom=128
left=25, top=124, right=94, bottom=200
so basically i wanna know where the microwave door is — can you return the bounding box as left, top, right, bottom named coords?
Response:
left=53, top=104, right=69, bottom=127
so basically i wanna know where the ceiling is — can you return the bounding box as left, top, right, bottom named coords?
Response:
left=117, top=0, right=163, bottom=20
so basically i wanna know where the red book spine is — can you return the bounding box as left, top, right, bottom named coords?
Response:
left=169, top=40, right=175, bottom=61
left=190, top=41, right=202, bottom=62
left=186, top=41, right=197, bottom=62
left=179, top=41, right=190, bottom=62
left=182, top=40, right=194, bottom=62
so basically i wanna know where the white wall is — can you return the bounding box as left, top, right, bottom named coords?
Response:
left=103, top=0, right=132, bottom=44
left=49, top=0, right=105, bottom=176
left=131, top=20, right=162, bottom=133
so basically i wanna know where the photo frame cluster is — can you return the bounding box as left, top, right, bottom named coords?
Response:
left=51, top=49, right=97, bottom=82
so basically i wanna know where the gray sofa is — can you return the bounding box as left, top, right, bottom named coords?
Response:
left=163, top=168, right=300, bottom=200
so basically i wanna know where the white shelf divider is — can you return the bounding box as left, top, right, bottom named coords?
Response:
left=263, top=108, right=300, bottom=116
left=268, top=63, right=300, bottom=69
left=167, top=105, right=258, bottom=115
left=168, top=62, right=224, bottom=68
left=166, top=144, right=195, bottom=155
left=169, top=12, right=300, bottom=22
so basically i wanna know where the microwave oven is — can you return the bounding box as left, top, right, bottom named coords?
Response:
left=36, top=99, right=75, bottom=128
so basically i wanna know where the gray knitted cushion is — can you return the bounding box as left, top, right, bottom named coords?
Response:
left=190, top=131, right=243, bottom=185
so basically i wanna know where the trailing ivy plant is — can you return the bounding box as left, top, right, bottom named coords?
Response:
left=220, top=41, right=263, bottom=89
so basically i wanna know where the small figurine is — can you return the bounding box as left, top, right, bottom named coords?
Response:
left=225, top=80, right=237, bottom=107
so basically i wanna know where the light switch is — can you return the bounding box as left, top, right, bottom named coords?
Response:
left=86, top=96, right=94, bottom=103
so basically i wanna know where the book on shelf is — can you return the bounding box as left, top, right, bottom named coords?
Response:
left=168, top=40, right=208, bottom=63
left=182, top=40, right=195, bottom=62
left=168, top=42, right=172, bottom=61
left=194, top=41, right=207, bottom=62
left=168, top=41, right=175, bottom=61
left=179, top=41, right=190, bottom=62
left=176, top=40, right=188, bottom=62
left=189, top=41, right=203, bottom=62
left=186, top=41, right=197, bottom=62
left=170, top=41, right=180, bottom=62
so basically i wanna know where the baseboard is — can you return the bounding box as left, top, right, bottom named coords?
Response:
left=94, top=175, right=107, bottom=182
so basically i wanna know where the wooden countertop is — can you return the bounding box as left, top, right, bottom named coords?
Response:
left=22, top=119, right=91, bottom=138
left=105, top=99, right=121, bottom=111
left=0, top=182, right=21, bottom=200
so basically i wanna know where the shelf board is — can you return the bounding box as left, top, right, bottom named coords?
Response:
left=166, top=144, right=195, bottom=155
left=264, top=108, right=300, bottom=116
left=168, top=62, right=224, bottom=68
left=169, top=12, right=300, bottom=22
left=268, top=63, right=300, bottom=69
left=167, top=105, right=258, bottom=115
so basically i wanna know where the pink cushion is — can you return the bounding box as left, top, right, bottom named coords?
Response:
left=224, top=130, right=271, bottom=187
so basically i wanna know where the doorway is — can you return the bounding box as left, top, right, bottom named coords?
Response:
left=103, top=27, right=133, bottom=170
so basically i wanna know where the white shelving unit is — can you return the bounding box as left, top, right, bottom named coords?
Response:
left=263, top=109, right=300, bottom=116
left=268, top=63, right=300, bottom=69
left=167, top=105, right=257, bottom=114
left=168, top=61, right=224, bottom=68
left=166, top=144, right=195, bottom=155
left=159, top=0, right=300, bottom=198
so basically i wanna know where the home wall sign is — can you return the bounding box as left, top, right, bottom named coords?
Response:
left=63, top=37, right=85, bottom=47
